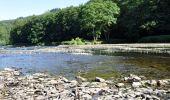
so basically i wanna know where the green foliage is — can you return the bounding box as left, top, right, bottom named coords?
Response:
left=81, top=0, right=120, bottom=41
left=138, top=35, right=170, bottom=43
left=0, top=0, right=169, bottom=45
left=62, top=37, right=85, bottom=45
left=0, top=20, right=14, bottom=45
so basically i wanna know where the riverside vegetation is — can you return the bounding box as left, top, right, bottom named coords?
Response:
left=0, top=0, right=170, bottom=45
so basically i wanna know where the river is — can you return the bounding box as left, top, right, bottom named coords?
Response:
left=0, top=45, right=170, bottom=79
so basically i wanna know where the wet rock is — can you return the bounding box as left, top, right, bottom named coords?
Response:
left=76, top=76, right=87, bottom=82
left=95, top=77, right=105, bottom=82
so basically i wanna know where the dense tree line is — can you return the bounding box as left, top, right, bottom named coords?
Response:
left=0, top=20, right=14, bottom=45
left=0, top=0, right=169, bottom=45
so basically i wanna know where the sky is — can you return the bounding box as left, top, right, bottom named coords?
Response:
left=0, top=0, right=89, bottom=21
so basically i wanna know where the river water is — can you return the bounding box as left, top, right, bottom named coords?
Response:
left=0, top=46, right=170, bottom=79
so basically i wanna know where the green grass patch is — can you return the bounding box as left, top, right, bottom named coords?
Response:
left=138, top=35, right=170, bottom=43
left=61, top=37, right=104, bottom=45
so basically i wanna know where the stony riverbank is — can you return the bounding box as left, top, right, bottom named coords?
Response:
left=0, top=68, right=170, bottom=100
left=1, top=44, right=170, bottom=55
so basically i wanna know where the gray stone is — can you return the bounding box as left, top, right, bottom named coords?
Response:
left=76, top=76, right=87, bottom=82
left=4, top=68, right=15, bottom=72
left=116, top=83, right=124, bottom=88
left=82, top=94, right=92, bottom=100
left=157, top=80, right=167, bottom=87
left=132, top=82, right=142, bottom=88
left=147, top=80, right=157, bottom=86
left=130, top=74, right=141, bottom=82
left=95, top=77, right=105, bottom=82
left=59, top=76, right=69, bottom=83
left=88, top=82, right=107, bottom=88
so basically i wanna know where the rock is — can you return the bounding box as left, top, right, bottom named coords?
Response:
left=130, top=74, right=141, bottom=82
left=152, top=95, right=160, bottom=100
left=6, top=78, right=19, bottom=86
left=4, top=68, right=15, bottom=72
left=33, top=73, right=48, bottom=79
left=79, top=82, right=90, bottom=87
left=116, top=83, right=124, bottom=88
left=69, top=80, right=78, bottom=88
left=35, top=95, right=46, bottom=100
left=82, top=94, right=92, bottom=100
left=88, top=82, right=107, bottom=88
left=124, top=77, right=130, bottom=81
left=76, top=76, right=87, bottom=82
left=0, top=83, right=4, bottom=89
left=13, top=71, right=20, bottom=76
left=139, top=76, right=146, bottom=80
left=59, top=76, right=69, bottom=83
left=95, top=77, right=105, bottom=82
left=147, top=80, right=157, bottom=86
left=34, top=90, right=43, bottom=95
left=124, top=74, right=142, bottom=83
left=132, top=82, right=142, bottom=88
left=157, top=80, right=168, bottom=87
left=48, top=80, right=58, bottom=85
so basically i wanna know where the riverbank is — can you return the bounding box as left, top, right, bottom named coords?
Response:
left=1, top=43, right=170, bottom=55
left=0, top=68, right=170, bottom=100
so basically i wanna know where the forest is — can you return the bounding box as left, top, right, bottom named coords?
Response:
left=0, top=0, right=170, bottom=45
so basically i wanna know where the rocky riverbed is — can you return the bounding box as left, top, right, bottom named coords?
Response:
left=0, top=68, right=170, bottom=100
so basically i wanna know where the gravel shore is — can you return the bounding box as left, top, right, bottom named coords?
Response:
left=0, top=68, right=170, bottom=100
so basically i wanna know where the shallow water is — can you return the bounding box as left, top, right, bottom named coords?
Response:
left=0, top=46, right=170, bottom=79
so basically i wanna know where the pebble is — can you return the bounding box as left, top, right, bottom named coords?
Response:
left=0, top=68, right=169, bottom=100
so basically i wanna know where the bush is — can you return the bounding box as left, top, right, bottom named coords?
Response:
left=61, top=37, right=85, bottom=45
left=138, top=35, right=170, bottom=43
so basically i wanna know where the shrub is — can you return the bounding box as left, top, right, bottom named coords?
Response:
left=61, top=37, right=85, bottom=45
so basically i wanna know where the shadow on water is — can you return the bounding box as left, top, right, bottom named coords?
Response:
left=92, top=50, right=170, bottom=79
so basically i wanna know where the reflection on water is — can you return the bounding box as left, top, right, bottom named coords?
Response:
left=0, top=48, right=170, bottom=79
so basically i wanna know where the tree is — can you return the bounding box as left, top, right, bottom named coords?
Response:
left=81, top=0, right=120, bottom=41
